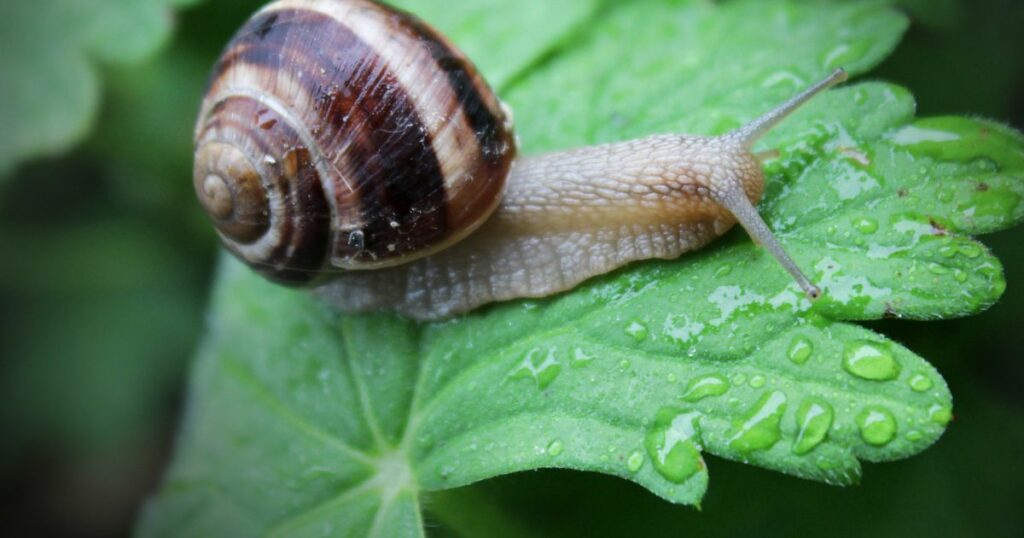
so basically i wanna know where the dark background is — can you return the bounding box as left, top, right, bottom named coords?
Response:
left=0, top=1, right=1021, bottom=536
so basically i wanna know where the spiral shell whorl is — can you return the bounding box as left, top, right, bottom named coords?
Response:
left=194, top=143, right=269, bottom=242
left=194, top=0, right=516, bottom=285
left=194, top=99, right=332, bottom=284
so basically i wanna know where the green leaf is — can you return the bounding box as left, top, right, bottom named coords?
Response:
left=0, top=0, right=205, bottom=178
left=140, top=0, right=1024, bottom=535
left=390, top=0, right=599, bottom=90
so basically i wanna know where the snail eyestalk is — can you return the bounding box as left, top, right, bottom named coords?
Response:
left=706, top=69, right=847, bottom=300
left=730, top=68, right=848, bottom=148
left=715, top=186, right=821, bottom=300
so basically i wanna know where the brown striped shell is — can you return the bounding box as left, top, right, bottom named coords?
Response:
left=193, top=0, right=516, bottom=285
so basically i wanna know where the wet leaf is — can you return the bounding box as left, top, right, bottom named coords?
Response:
left=140, top=0, right=1024, bottom=535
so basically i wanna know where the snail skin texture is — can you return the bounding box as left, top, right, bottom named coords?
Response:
left=194, top=0, right=849, bottom=320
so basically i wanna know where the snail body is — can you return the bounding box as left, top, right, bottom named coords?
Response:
left=195, top=0, right=847, bottom=320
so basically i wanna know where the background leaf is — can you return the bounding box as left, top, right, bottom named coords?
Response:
left=138, top=0, right=1024, bottom=536
left=0, top=0, right=205, bottom=178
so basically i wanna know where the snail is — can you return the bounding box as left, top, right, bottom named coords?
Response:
left=194, top=0, right=848, bottom=320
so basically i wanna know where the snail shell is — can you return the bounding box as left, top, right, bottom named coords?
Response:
left=194, top=0, right=516, bottom=285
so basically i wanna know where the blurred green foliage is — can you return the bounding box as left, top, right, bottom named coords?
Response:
left=0, top=0, right=205, bottom=177
left=0, top=0, right=1022, bottom=536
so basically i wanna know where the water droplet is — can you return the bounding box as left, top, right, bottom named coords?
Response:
left=814, top=257, right=891, bottom=308
left=831, top=164, right=881, bottom=200
left=939, top=245, right=958, bottom=258
left=681, top=374, right=730, bottom=402
left=731, top=373, right=748, bottom=386
left=967, top=187, right=1020, bottom=220
left=667, top=373, right=678, bottom=384
left=626, top=450, right=645, bottom=473
left=787, top=336, right=814, bottom=364
left=815, top=457, right=839, bottom=471
left=663, top=314, right=706, bottom=346
left=625, top=320, right=649, bottom=342
left=644, top=408, right=704, bottom=483
left=958, top=244, right=982, bottom=258
left=714, top=265, right=733, bottom=278
left=762, top=70, right=806, bottom=90
left=905, top=430, right=924, bottom=442
left=547, top=440, right=564, bottom=457
left=953, top=269, right=967, bottom=283
left=347, top=230, right=365, bottom=250
left=853, top=217, right=878, bottom=234
left=928, top=403, right=953, bottom=425
left=890, top=125, right=961, bottom=146
left=793, top=398, right=834, bottom=455
left=749, top=375, right=767, bottom=388
left=619, top=359, right=631, bottom=370
left=570, top=347, right=595, bottom=369
left=856, top=406, right=897, bottom=446
left=843, top=341, right=900, bottom=381
left=928, top=263, right=949, bottom=275
left=729, top=391, right=787, bottom=453
left=707, top=286, right=767, bottom=326
left=510, top=348, right=561, bottom=390
left=908, top=373, right=933, bottom=392
left=822, top=43, right=854, bottom=69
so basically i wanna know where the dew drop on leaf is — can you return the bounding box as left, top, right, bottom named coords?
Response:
left=821, top=41, right=870, bottom=70
left=908, top=373, right=933, bottom=392
left=816, top=457, right=840, bottom=471
left=626, top=450, right=645, bottom=473
left=680, top=374, right=730, bottom=402
left=510, top=347, right=562, bottom=389
left=793, top=398, right=834, bottom=455
left=889, top=125, right=962, bottom=146
left=663, top=314, right=705, bottom=346
left=570, top=347, right=595, bottom=369
left=853, top=216, right=878, bottom=234
left=842, top=340, right=901, bottom=381
left=787, top=336, right=814, bottom=364
left=749, top=375, right=767, bottom=388
left=547, top=440, right=564, bottom=457
left=966, top=189, right=1021, bottom=220
left=928, top=403, right=953, bottom=425
left=729, top=391, right=787, bottom=453
left=644, top=408, right=704, bottom=484
left=958, top=244, right=982, bottom=258
left=856, top=406, right=897, bottom=446
left=625, top=320, right=649, bottom=341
